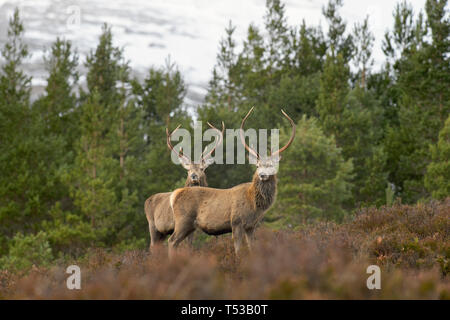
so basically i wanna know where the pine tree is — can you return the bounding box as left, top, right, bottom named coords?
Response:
left=68, top=25, right=143, bottom=247
left=33, top=38, right=79, bottom=232
left=292, top=21, right=326, bottom=77
left=316, top=53, right=349, bottom=144
left=382, top=1, right=423, bottom=64
left=345, top=87, right=387, bottom=206
left=207, top=21, right=241, bottom=112
left=379, top=1, right=425, bottom=128
left=0, top=9, right=64, bottom=254
left=384, top=0, right=449, bottom=202
left=134, top=57, right=187, bottom=131
left=84, top=24, right=124, bottom=109
left=0, top=9, right=30, bottom=109
left=0, top=8, right=32, bottom=253
left=31, top=38, right=79, bottom=212
left=315, top=2, right=389, bottom=207
left=269, top=21, right=326, bottom=118
left=132, top=59, right=189, bottom=192
left=317, top=51, right=387, bottom=206
left=322, top=0, right=354, bottom=62
left=425, top=115, right=450, bottom=200
left=268, top=116, right=353, bottom=225
left=264, top=0, right=291, bottom=72
left=34, top=38, right=79, bottom=143
left=71, top=90, right=116, bottom=230
left=352, top=16, right=375, bottom=88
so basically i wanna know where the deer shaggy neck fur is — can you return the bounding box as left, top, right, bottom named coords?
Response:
left=249, top=172, right=277, bottom=211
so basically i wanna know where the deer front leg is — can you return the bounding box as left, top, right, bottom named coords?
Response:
left=185, top=232, right=194, bottom=248
left=244, top=229, right=254, bottom=252
left=168, top=216, right=195, bottom=258
left=146, top=208, right=164, bottom=252
left=149, top=222, right=164, bottom=252
left=232, top=224, right=244, bottom=255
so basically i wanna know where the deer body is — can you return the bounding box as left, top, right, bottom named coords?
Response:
left=169, top=173, right=276, bottom=249
left=146, top=192, right=172, bottom=240
left=145, top=122, right=224, bottom=249
left=145, top=165, right=209, bottom=240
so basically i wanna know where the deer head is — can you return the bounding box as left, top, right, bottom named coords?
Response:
left=240, top=107, right=295, bottom=181
left=167, top=122, right=225, bottom=186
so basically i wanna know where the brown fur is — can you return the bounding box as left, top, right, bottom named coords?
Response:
left=145, top=164, right=208, bottom=249
left=145, top=121, right=224, bottom=251
left=168, top=171, right=277, bottom=255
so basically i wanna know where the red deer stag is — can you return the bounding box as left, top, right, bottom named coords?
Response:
left=168, top=107, right=295, bottom=255
left=145, top=122, right=224, bottom=250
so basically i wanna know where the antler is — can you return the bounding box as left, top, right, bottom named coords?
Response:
left=271, top=109, right=295, bottom=157
left=167, top=122, right=225, bottom=163
left=201, top=121, right=225, bottom=161
left=240, top=107, right=261, bottom=159
left=240, top=107, right=295, bottom=159
left=166, top=124, right=191, bottom=163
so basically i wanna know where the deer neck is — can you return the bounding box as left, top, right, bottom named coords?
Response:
left=249, top=172, right=277, bottom=211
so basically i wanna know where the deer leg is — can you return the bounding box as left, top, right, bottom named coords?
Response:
left=244, top=229, right=254, bottom=252
left=146, top=198, right=165, bottom=252
left=168, top=218, right=195, bottom=258
left=232, top=225, right=244, bottom=255
left=185, top=232, right=194, bottom=248
left=149, top=223, right=164, bottom=252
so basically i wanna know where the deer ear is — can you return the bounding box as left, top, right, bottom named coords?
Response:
left=271, top=154, right=281, bottom=163
left=179, top=156, right=191, bottom=170
left=201, top=157, right=215, bottom=170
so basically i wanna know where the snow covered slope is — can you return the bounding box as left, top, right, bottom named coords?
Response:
left=0, top=0, right=425, bottom=106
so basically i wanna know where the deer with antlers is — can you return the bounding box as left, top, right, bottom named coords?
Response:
left=168, top=108, right=295, bottom=255
left=144, top=122, right=224, bottom=250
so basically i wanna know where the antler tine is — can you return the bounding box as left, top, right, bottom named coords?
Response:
left=240, top=107, right=260, bottom=159
left=166, top=124, right=191, bottom=162
left=271, top=109, right=296, bottom=157
left=201, top=121, right=225, bottom=160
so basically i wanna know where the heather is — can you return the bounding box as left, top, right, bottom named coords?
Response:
left=1, top=199, right=448, bottom=299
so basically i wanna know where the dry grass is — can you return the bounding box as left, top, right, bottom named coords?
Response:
left=1, top=199, right=449, bottom=299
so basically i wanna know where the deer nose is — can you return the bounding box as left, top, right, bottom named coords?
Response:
left=259, top=173, right=269, bottom=180
left=191, top=174, right=198, bottom=180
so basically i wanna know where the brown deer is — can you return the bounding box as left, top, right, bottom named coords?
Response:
left=145, top=122, right=224, bottom=250
left=168, top=108, right=295, bottom=255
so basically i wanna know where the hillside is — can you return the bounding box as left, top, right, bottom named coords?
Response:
left=1, top=199, right=448, bottom=299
